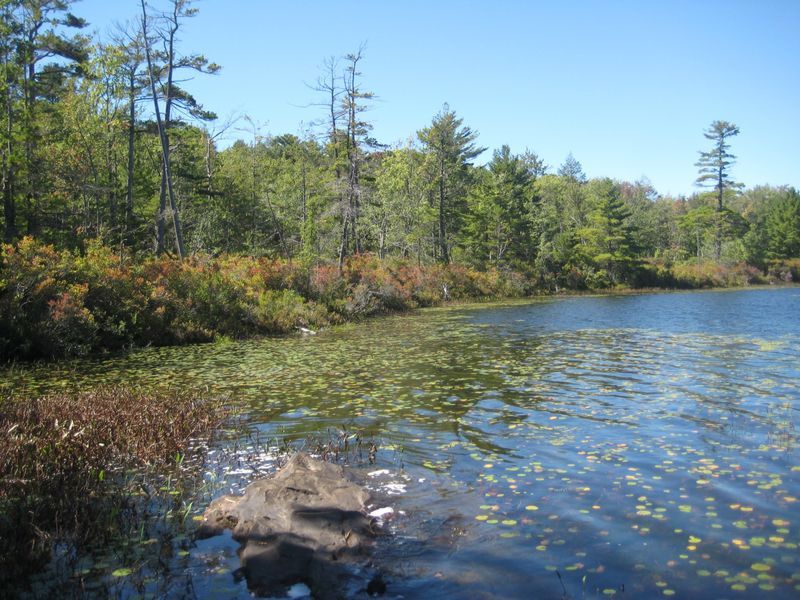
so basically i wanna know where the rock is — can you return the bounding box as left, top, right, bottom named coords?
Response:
left=367, top=507, right=394, bottom=522
left=197, top=453, right=375, bottom=599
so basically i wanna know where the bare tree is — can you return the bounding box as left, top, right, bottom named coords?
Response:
left=139, top=0, right=218, bottom=257
left=337, top=45, right=376, bottom=269
left=140, top=0, right=185, bottom=258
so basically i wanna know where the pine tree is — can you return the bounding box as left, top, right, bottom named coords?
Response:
left=695, top=120, right=741, bottom=261
left=578, top=178, right=638, bottom=285
left=418, top=105, right=484, bottom=263
left=764, top=188, right=800, bottom=259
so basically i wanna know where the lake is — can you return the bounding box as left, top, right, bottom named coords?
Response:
left=5, top=287, right=800, bottom=599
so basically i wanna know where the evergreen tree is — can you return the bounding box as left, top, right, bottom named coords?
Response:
left=695, top=120, right=742, bottom=261
left=417, top=104, right=484, bottom=263
left=764, top=188, right=800, bottom=259
left=1, top=0, right=88, bottom=239
left=464, top=145, right=534, bottom=266
left=532, top=174, right=578, bottom=288
left=577, top=178, right=638, bottom=285
left=557, top=152, right=586, bottom=183
left=338, top=46, right=377, bottom=267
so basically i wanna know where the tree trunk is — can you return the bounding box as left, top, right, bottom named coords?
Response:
left=714, top=168, right=723, bottom=261
left=2, top=70, right=14, bottom=242
left=337, top=216, right=348, bottom=272
left=124, top=69, right=136, bottom=246
left=438, top=157, right=449, bottom=263
left=141, top=0, right=185, bottom=259
left=23, top=39, right=37, bottom=236
left=156, top=165, right=167, bottom=252
left=105, top=117, right=117, bottom=240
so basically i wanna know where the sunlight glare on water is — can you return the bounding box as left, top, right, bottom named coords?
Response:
left=5, top=288, right=799, bottom=599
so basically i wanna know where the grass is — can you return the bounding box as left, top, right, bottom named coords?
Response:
left=0, top=387, right=225, bottom=591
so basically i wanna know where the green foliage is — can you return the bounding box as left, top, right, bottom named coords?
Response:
left=678, top=203, right=748, bottom=262
left=575, top=178, right=639, bottom=286
left=0, top=3, right=795, bottom=360
left=418, top=104, right=486, bottom=263
left=694, top=120, right=742, bottom=260
left=557, top=152, right=587, bottom=183
left=464, top=145, right=535, bottom=268
left=619, top=180, right=681, bottom=260
left=371, top=146, right=434, bottom=261
left=764, top=188, right=800, bottom=259
left=695, top=120, right=741, bottom=195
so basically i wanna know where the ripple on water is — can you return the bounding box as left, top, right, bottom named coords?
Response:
left=2, top=288, right=799, bottom=599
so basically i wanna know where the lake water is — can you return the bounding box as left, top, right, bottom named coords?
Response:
left=6, top=287, right=800, bottom=599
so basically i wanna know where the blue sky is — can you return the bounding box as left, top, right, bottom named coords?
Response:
left=78, top=0, right=799, bottom=197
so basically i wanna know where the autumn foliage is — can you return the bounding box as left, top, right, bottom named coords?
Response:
left=0, top=238, right=531, bottom=360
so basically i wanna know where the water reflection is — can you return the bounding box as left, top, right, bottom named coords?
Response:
left=3, top=289, right=800, bottom=598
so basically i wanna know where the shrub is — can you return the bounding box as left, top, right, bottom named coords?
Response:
left=584, top=268, right=612, bottom=290
left=631, top=260, right=677, bottom=288
left=670, top=261, right=765, bottom=288
left=10, top=239, right=786, bottom=362
left=254, top=289, right=330, bottom=332
left=766, top=258, right=800, bottom=283
left=0, top=238, right=97, bottom=358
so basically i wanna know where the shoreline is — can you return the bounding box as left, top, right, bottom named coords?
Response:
left=3, top=281, right=796, bottom=372
left=2, top=239, right=797, bottom=364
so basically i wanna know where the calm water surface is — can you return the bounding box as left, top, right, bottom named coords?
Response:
left=5, top=288, right=800, bottom=599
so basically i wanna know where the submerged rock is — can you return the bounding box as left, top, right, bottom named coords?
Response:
left=197, top=453, right=376, bottom=599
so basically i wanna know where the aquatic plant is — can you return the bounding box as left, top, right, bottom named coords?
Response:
left=0, top=387, right=224, bottom=591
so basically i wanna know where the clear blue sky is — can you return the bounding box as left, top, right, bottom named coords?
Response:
left=78, top=0, right=799, bottom=197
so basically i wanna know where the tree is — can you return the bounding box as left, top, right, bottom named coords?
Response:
left=140, top=0, right=219, bottom=258
left=695, top=120, right=741, bottom=261
left=371, top=145, right=433, bottom=262
left=1, top=0, right=21, bottom=241
left=418, top=105, right=485, bottom=263
left=108, top=21, right=148, bottom=249
left=619, top=179, right=682, bottom=260
left=557, top=152, right=586, bottom=183
left=532, top=174, right=578, bottom=289
left=1, top=0, right=88, bottom=240
left=555, top=152, right=589, bottom=233
left=764, top=188, right=800, bottom=259
left=140, top=0, right=182, bottom=257
left=678, top=202, right=747, bottom=261
left=18, top=0, right=88, bottom=234
left=464, top=145, right=535, bottom=266
left=338, top=46, right=376, bottom=267
left=577, top=178, right=639, bottom=285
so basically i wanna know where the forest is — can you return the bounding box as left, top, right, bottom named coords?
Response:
left=1, top=0, right=799, bottom=360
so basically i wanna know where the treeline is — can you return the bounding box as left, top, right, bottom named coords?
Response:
left=1, top=1, right=799, bottom=293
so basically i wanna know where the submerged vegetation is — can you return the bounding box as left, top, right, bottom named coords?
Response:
left=3, top=290, right=797, bottom=598
left=0, top=386, right=224, bottom=592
